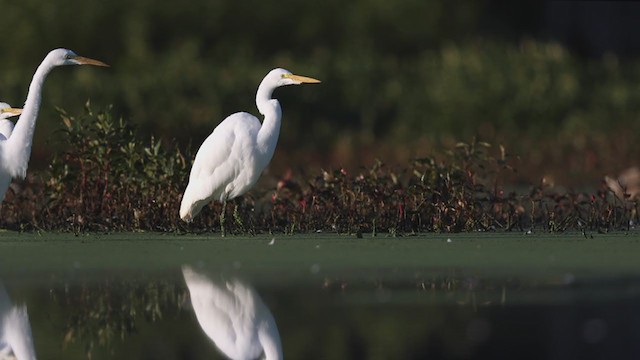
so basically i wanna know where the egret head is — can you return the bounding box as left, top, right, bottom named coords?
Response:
left=0, top=103, right=22, bottom=119
left=268, top=68, right=321, bottom=87
left=45, top=48, right=109, bottom=67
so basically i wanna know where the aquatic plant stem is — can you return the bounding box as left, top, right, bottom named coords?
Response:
left=233, top=203, right=245, bottom=233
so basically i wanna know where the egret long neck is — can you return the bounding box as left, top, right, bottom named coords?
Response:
left=5, top=60, right=54, bottom=178
left=255, top=83, right=282, bottom=165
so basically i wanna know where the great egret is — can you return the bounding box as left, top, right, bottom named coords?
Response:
left=0, top=281, right=36, bottom=360
left=0, top=103, right=23, bottom=205
left=182, top=266, right=283, bottom=360
left=605, top=167, right=640, bottom=201
left=0, top=103, right=23, bottom=140
left=0, top=49, right=108, bottom=203
left=179, top=68, right=320, bottom=235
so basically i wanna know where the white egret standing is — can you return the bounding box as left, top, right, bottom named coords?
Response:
left=0, top=281, right=36, bottom=360
left=0, top=49, right=108, bottom=203
left=179, top=68, right=320, bottom=235
left=182, top=266, right=283, bottom=360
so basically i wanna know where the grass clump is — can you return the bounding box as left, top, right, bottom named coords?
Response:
left=42, top=102, right=191, bottom=232
left=262, top=139, right=636, bottom=235
left=265, top=140, right=518, bottom=235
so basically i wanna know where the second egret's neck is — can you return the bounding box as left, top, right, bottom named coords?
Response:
left=4, top=58, right=56, bottom=178
left=255, top=82, right=282, bottom=165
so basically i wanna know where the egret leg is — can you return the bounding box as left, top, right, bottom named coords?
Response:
left=220, top=199, right=227, bottom=237
left=233, top=202, right=245, bottom=233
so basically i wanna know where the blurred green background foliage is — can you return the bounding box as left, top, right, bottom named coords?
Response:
left=1, top=0, right=640, bottom=186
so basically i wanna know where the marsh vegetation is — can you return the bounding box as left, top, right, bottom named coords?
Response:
left=0, top=104, right=635, bottom=235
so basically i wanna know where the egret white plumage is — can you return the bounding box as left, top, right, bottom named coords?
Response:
left=182, top=267, right=282, bottom=360
left=179, top=68, right=320, bottom=235
left=0, top=282, right=36, bottom=360
left=0, top=49, right=108, bottom=203
left=0, top=103, right=23, bottom=204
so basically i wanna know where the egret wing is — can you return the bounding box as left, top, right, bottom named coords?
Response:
left=180, top=113, right=261, bottom=219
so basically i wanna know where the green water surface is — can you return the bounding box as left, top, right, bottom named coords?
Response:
left=1, top=231, right=639, bottom=359
left=0, top=231, right=638, bottom=279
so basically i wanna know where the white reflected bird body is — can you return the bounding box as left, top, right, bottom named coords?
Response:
left=0, top=49, right=108, bottom=204
left=179, top=68, right=320, bottom=222
left=0, top=282, right=36, bottom=360
left=183, top=266, right=282, bottom=360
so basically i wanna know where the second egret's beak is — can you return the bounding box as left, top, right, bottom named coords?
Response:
left=0, top=108, right=22, bottom=117
left=284, top=74, right=321, bottom=84
left=73, top=56, right=109, bottom=67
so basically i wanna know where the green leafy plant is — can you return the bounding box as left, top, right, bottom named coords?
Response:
left=44, top=102, right=191, bottom=232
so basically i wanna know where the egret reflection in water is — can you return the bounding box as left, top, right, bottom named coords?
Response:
left=182, top=266, right=283, bottom=360
left=0, top=282, right=36, bottom=360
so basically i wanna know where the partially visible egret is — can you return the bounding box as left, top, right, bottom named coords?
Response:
left=605, top=166, right=640, bottom=201
left=0, top=49, right=108, bottom=203
left=182, top=266, right=282, bottom=360
left=0, top=103, right=23, bottom=141
left=179, top=68, right=320, bottom=235
left=0, top=103, right=22, bottom=202
left=0, top=282, right=36, bottom=360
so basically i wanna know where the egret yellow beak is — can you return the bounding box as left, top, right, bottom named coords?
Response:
left=0, top=107, right=22, bottom=116
left=283, top=73, right=321, bottom=83
left=73, top=56, right=110, bottom=67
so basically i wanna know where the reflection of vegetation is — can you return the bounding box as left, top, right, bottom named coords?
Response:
left=52, top=277, right=186, bottom=358
left=0, top=104, right=637, bottom=233
left=321, top=272, right=511, bottom=309
left=46, top=273, right=510, bottom=359
left=20, top=269, right=637, bottom=359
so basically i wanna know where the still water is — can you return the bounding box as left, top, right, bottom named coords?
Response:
left=0, top=232, right=639, bottom=359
